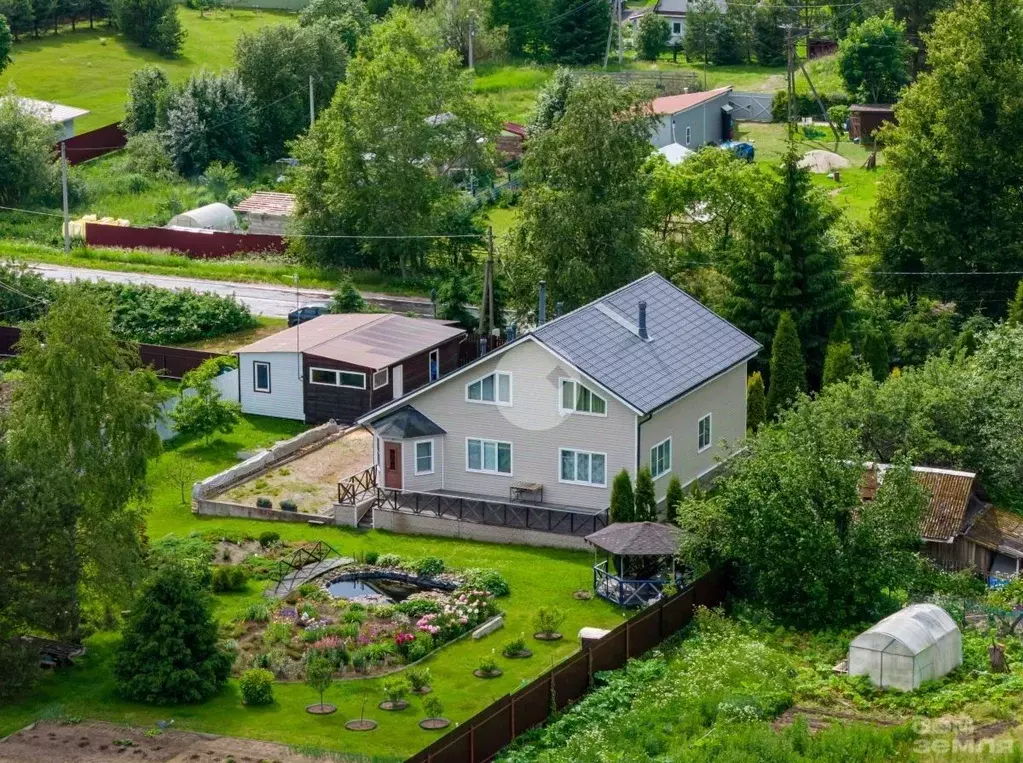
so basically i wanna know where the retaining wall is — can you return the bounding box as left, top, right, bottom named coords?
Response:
left=373, top=508, right=589, bottom=550
left=195, top=499, right=329, bottom=523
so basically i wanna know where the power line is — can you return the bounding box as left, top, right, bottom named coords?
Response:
left=0, top=204, right=63, bottom=217
left=874, top=270, right=1023, bottom=276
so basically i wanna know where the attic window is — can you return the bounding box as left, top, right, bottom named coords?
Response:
left=560, top=379, right=607, bottom=416
left=466, top=371, right=512, bottom=406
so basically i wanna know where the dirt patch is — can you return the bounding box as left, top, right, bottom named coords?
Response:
left=212, top=539, right=262, bottom=565
left=959, top=719, right=1017, bottom=742
left=221, top=430, right=372, bottom=513
left=773, top=706, right=899, bottom=733
left=0, top=720, right=326, bottom=763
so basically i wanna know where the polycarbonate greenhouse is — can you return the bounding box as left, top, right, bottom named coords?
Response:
left=848, top=603, right=962, bottom=691
left=167, top=203, right=238, bottom=232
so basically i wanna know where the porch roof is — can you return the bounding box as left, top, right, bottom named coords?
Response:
left=371, top=405, right=446, bottom=440
left=586, top=521, right=680, bottom=556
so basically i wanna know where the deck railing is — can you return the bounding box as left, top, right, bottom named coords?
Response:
left=337, top=464, right=377, bottom=506
left=375, top=488, right=608, bottom=537
left=593, top=560, right=668, bottom=607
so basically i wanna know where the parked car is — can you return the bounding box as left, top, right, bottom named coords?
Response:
left=287, top=303, right=331, bottom=327
left=719, top=141, right=755, bottom=162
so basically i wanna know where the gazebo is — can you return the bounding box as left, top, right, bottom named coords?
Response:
left=585, top=522, right=681, bottom=607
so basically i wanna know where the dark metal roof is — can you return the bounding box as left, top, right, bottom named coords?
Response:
left=533, top=273, right=761, bottom=413
left=370, top=406, right=446, bottom=440
left=585, top=521, right=681, bottom=556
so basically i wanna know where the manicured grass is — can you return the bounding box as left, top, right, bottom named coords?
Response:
left=1, top=416, right=625, bottom=759
left=0, top=8, right=297, bottom=132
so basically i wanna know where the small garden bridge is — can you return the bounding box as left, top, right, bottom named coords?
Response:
left=268, top=540, right=351, bottom=598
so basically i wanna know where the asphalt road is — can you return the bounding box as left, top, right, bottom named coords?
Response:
left=28, top=263, right=434, bottom=318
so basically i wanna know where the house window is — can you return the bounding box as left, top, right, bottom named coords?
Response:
left=467, top=438, right=512, bottom=475
left=429, top=349, right=440, bottom=382
left=373, top=368, right=389, bottom=389
left=466, top=371, right=512, bottom=406
left=698, top=413, right=712, bottom=452
left=672, top=21, right=681, bottom=34
left=685, top=126, right=692, bottom=146
left=310, top=368, right=366, bottom=389
left=559, top=449, right=607, bottom=487
left=560, top=379, right=607, bottom=415
left=650, top=437, right=672, bottom=479
left=253, top=361, right=271, bottom=393
left=415, top=440, right=434, bottom=475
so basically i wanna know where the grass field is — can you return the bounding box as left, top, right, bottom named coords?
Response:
left=0, top=7, right=297, bottom=131
left=0, top=415, right=626, bottom=759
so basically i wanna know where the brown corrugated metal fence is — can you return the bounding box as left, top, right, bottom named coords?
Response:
left=85, top=222, right=286, bottom=259
left=57, top=123, right=128, bottom=165
left=406, top=565, right=732, bottom=763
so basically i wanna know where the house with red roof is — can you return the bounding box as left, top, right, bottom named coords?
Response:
left=650, top=86, right=734, bottom=151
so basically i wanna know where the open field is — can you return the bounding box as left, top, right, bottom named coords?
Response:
left=0, top=8, right=297, bottom=132
left=0, top=414, right=626, bottom=760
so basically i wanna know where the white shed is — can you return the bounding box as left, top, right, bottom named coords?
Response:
left=848, top=604, right=962, bottom=691
left=167, top=203, right=238, bottom=232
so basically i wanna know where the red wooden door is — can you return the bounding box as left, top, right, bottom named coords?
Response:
left=383, top=442, right=402, bottom=489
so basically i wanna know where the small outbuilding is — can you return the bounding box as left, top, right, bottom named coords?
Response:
left=167, top=202, right=238, bottom=232
left=848, top=604, right=962, bottom=691
left=848, top=104, right=896, bottom=143
left=233, top=192, right=295, bottom=235
left=9, top=96, right=90, bottom=140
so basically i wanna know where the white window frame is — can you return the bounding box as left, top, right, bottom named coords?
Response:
left=465, top=371, right=512, bottom=407
left=372, top=368, right=389, bottom=390
left=698, top=412, right=713, bottom=453
left=650, top=437, right=672, bottom=480
left=414, top=438, right=435, bottom=476
left=559, top=378, right=608, bottom=417
left=558, top=448, right=608, bottom=488
left=253, top=361, right=271, bottom=393
left=685, top=125, right=692, bottom=146
left=429, top=348, right=440, bottom=382
left=465, top=437, right=513, bottom=476
left=309, top=367, right=367, bottom=389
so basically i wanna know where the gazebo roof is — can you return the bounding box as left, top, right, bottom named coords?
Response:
left=585, top=522, right=680, bottom=556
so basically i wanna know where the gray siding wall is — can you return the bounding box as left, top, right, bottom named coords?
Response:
left=238, top=352, right=305, bottom=421
left=399, top=339, right=637, bottom=510
left=399, top=435, right=444, bottom=493
left=639, top=362, right=748, bottom=501
left=652, top=92, right=730, bottom=149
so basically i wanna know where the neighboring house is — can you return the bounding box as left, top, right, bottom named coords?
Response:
left=652, top=0, right=727, bottom=43
left=650, top=87, right=734, bottom=150
left=358, top=273, right=761, bottom=512
left=236, top=314, right=466, bottom=425
left=497, top=122, right=527, bottom=160
left=861, top=464, right=1023, bottom=580
left=10, top=96, right=89, bottom=141
left=233, top=192, right=295, bottom=235
left=848, top=104, right=896, bottom=143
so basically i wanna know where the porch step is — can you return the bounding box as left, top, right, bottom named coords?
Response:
left=357, top=506, right=374, bottom=529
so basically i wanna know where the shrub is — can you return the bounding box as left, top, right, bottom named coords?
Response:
left=306, top=654, right=334, bottom=707
left=0, top=641, right=39, bottom=701
left=244, top=601, right=272, bottom=622
left=123, top=67, right=170, bottom=136
left=331, top=273, right=367, bottom=313
left=280, top=499, right=298, bottom=512
left=406, top=666, right=431, bottom=692
left=149, top=535, right=214, bottom=589
left=343, top=608, right=366, bottom=625
left=533, top=606, right=566, bottom=637
left=395, top=598, right=443, bottom=619
left=664, top=475, right=684, bottom=525
left=258, top=531, right=280, bottom=547
left=239, top=668, right=275, bottom=705
left=378, top=554, right=402, bottom=568
left=477, top=652, right=499, bottom=674
left=461, top=569, right=510, bottom=597
left=364, top=550, right=380, bottom=565
left=413, top=557, right=445, bottom=578
left=200, top=161, right=240, bottom=202
left=297, top=582, right=321, bottom=597
left=112, top=0, right=185, bottom=56
left=263, top=622, right=293, bottom=648
left=423, top=695, right=444, bottom=719
left=406, top=632, right=435, bottom=662
left=0, top=94, right=60, bottom=207
left=827, top=104, right=850, bottom=130
left=503, top=635, right=526, bottom=657
left=382, top=676, right=409, bottom=703
left=610, top=469, right=635, bottom=523
left=114, top=566, right=232, bottom=703
left=211, top=565, right=247, bottom=593
left=637, top=12, right=670, bottom=60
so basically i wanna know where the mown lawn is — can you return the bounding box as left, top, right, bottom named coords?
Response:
left=0, top=8, right=296, bottom=132
left=1, top=415, right=626, bottom=760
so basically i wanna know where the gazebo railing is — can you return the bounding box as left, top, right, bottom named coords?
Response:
left=593, top=560, right=668, bottom=608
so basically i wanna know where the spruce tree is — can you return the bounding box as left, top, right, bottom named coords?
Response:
left=822, top=340, right=857, bottom=386
left=634, top=466, right=657, bottom=522
left=766, top=312, right=806, bottom=417
left=664, top=475, right=684, bottom=526
left=862, top=330, right=890, bottom=382
left=746, top=371, right=766, bottom=432
left=1009, top=279, right=1023, bottom=326
left=722, top=141, right=851, bottom=381
left=548, top=0, right=610, bottom=64
left=829, top=315, right=848, bottom=343
left=609, top=469, right=635, bottom=524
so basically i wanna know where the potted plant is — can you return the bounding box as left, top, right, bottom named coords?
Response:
left=419, top=696, right=450, bottom=730
left=473, top=651, right=503, bottom=679
left=379, top=677, right=410, bottom=711
left=533, top=606, right=566, bottom=641
left=502, top=634, right=532, bottom=659
left=305, top=655, right=336, bottom=714
left=407, top=666, right=432, bottom=695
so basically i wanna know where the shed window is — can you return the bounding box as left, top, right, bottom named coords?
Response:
left=466, top=371, right=512, bottom=405
left=415, top=440, right=434, bottom=475
left=685, top=125, right=692, bottom=146
left=650, top=437, right=672, bottom=479
left=559, top=449, right=607, bottom=487
left=560, top=379, right=607, bottom=415
left=373, top=368, right=389, bottom=389
left=310, top=368, right=366, bottom=389
left=467, top=438, right=512, bottom=475
left=253, top=361, right=271, bottom=393
left=698, top=413, right=712, bottom=452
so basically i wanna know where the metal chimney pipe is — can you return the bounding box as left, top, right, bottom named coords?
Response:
left=506, top=323, right=516, bottom=341
left=638, top=301, right=648, bottom=340
left=538, top=281, right=547, bottom=326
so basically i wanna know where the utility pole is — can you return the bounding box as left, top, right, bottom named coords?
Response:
left=799, top=59, right=840, bottom=151
left=603, top=0, right=616, bottom=69
left=468, top=13, right=475, bottom=74
left=60, top=142, right=70, bottom=254
left=478, top=228, right=495, bottom=335
left=617, top=0, right=623, bottom=66
left=309, top=75, right=315, bottom=128
left=782, top=24, right=796, bottom=130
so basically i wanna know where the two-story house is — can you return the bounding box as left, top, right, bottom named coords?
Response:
left=354, top=274, right=760, bottom=544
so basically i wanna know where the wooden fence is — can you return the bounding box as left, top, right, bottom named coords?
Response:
left=58, top=123, right=127, bottom=165
left=406, top=565, right=733, bottom=763
left=0, top=325, right=227, bottom=379
left=84, top=222, right=286, bottom=259
left=457, top=333, right=509, bottom=367
left=376, top=488, right=609, bottom=538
